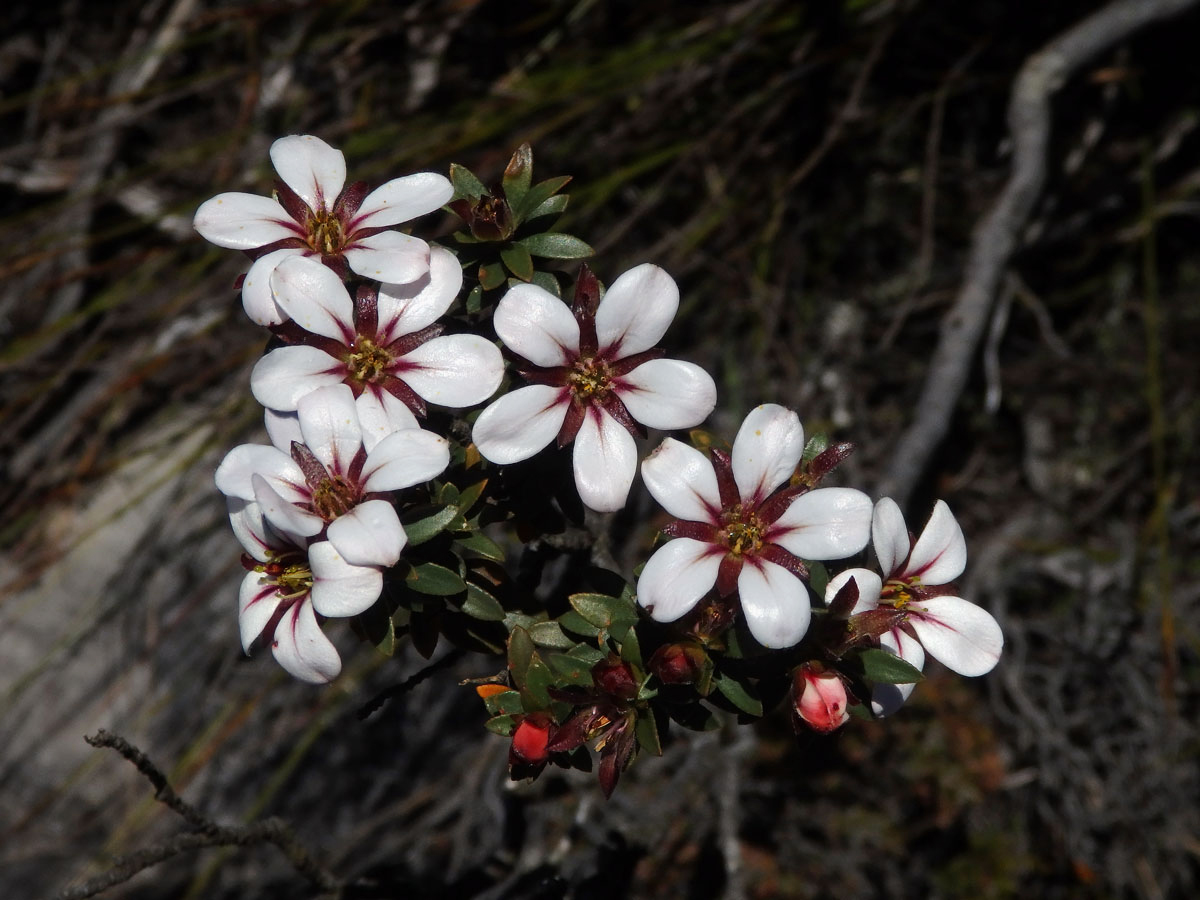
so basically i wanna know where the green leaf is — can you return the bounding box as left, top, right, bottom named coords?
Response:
left=517, top=232, right=594, bottom=260
left=634, top=709, right=663, bottom=756
left=530, top=270, right=561, bottom=299
left=803, top=432, right=830, bottom=462
left=450, top=163, right=488, bottom=201
left=501, top=143, right=533, bottom=214
left=454, top=531, right=506, bottom=563
left=461, top=582, right=506, bottom=621
left=559, top=609, right=602, bottom=638
left=713, top=671, right=763, bottom=717
left=508, top=626, right=535, bottom=690
left=528, top=620, right=575, bottom=650
left=485, top=714, right=519, bottom=737
left=516, top=177, right=571, bottom=222
left=544, top=652, right=596, bottom=687
left=402, top=505, right=460, bottom=545
left=479, top=262, right=507, bottom=291
left=501, top=243, right=535, bottom=282
left=484, top=689, right=525, bottom=716
left=618, top=625, right=644, bottom=669
left=406, top=562, right=467, bottom=596
left=570, top=592, right=639, bottom=631
left=808, top=560, right=829, bottom=598
left=353, top=601, right=396, bottom=657
left=522, top=655, right=554, bottom=709
left=466, top=284, right=483, bottom=314
left=438, top=482, right=461, bottom=504
left=860, top=648, right=925, bottom=684
left=564, top=643, right=607, bottom=667
left=456, top=479, right=488, bottom=514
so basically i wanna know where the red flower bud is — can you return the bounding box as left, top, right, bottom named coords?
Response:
left=509, top=714, right=553, bottom=766
left=792, top=666, right=850, bottom=734
left=592, top=657, right=638, bottom=701
left=648, top=642, right=707, bottom=685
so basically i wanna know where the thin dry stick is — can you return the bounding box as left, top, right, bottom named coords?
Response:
left=56, top=730, right=339, bottom=900
left=877, top=0, right=1200, bottom=506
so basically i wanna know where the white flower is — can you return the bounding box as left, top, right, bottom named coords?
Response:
left=825, top=498, right=1004, bottom=715
left=471, top=264, right=717, bottom=512
left=215, top=384, right=451, bottom=681
left=636, top=404, right=872, bottom=649
left=249, top=252, right=503, bottom=448
left=193, top=134, right=453, bottom=325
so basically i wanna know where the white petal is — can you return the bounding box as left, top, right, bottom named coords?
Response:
left=824, top=568, right=883, bottom=615
left=297, top=384, right=363, bottom=476
left=493, top=284, right=579, bottom=367
left=907, top=596, right=1003, bottom=677
left=361, top=427, right=451, bottom=492
left=270, top=598, right=342, bottom=683
left=238, top=571, right=281, bottom=653
left=902, top=500, right=967, bottom=585
left=770, top=488, right=873, bottom=560
left=193, top=192, right=298, bottom=249
left=573, top=408, right=638, bottom=512
left=343, top=231, right=431, bottom=285
left=252, top=474, right=323, bottom=541
left=471, top=385, right=568, bottom=464
left=640, top=437, right=721, bottom=523
left=737, top=560, right=811, bottom=649
left=871, top=497, right=911, bottom=580
left=351, top=172, right=454, bottom=229
left=399, top=335, right=504, bottom=408
left=270, top=134, right=345, bottom=213
left=270, top=255, right=355, bottom=343
left=326, top=500, right=406, bottom=568
left=615, top=358, right=716, bottom=430
left=731, top=404, right=803, bottom=505
left=251, top=345, right=345, bottom=411
left=636, top=538, right=722, bottom=622
left=241, top=248, right=302, bottom=326
left=355, top=388, right=420, bottom=451
left=264, top=409, right=303, bottom=452
left=215, top=444, right=306, bottom=503
left=228, top=497, right=285, bottom=561
left=308, top=541, right=384, bottom=618
left=871, top=628, right=925, bottom=717
left=376, top=245, right=463, bottom=343
left=594, top=263, right=679, bottom=358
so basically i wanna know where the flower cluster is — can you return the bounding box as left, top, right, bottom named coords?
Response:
left=198, top=137, right=1003, bottom=792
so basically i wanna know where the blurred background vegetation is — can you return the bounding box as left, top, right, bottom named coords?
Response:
left=1, top=0, right=1198, bottom=897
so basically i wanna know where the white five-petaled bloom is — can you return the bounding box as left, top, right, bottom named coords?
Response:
left=637, top=404, right=872, bottom=649
left=215, top=384, right=450, bottom=682
left=250, top=251, right=504, bottom=447
left=193, top=134, right=453, bottom=325
left=825, top=497, right=1004, bottom=716
left=471, top=264, right=717, bottom=512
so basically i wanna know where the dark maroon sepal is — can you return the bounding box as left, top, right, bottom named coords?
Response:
left=322, top=253, right=351, bottom=281
left=759, top=543, right=809, bottom=580
left=597, top=723, right=636, bottom=799
left=383, top=377, right=428, bottom=418
left=607, top=347, right=665, bottom=376
left=573, top=265, right=601, bottom=356
left=557, top=399, right=586, bottom=447
left=273, top=178, right=313, bottom=224
left=826, top=575, right=861, bottom=620
left=808, top=441, right=856, bottom=481
left=347, top=445, right=368, bottom=485
left=448, top=198, right=474, bottom=222
left=545, top=711, right=593, bottom=754
left=291, top=441, right=331, bottom=490
left=716, top=554, right=742, bottom=597
left=599, top=395, right=645, bottom=440
left=334, top=181, right=370, bottom=223
left=387, top=322, right=444, bottom=357
left=757, top=485, right=805, bottom=526
left=661, top=520, right=719, bottom=542
left=354, top=285, right=379, bottom=339
left=709, top=448, right=741, bottom=511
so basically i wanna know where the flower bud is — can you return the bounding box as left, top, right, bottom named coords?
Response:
left=792, top=666, right=850, bottom=734
left=509, top=714, right=553, bottom=766
left=592, top=657, right=638, bottom=701
left=648, top=642, right=707, bottom=685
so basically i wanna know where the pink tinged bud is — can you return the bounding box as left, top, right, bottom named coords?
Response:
left=648, top=642, right=707, bottom=685
left=592, top=657, right=638, bottom=701
left=509, top=715, right=553, bottom=766
left=793, top=668, right=850, bottom=734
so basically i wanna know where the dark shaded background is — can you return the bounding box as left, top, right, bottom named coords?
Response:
left=1, top=0, right=1198, bottom=897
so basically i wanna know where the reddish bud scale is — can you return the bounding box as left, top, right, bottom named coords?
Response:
left=649, top=643, right=707, bottom=685
left=592, top=658, right=638, bottom=701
